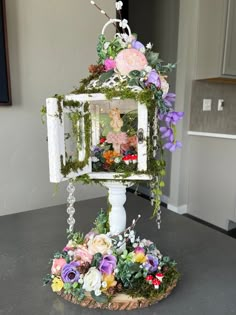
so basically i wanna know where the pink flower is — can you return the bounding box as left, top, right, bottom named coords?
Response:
left=74, top=245, right=93, bottom=264
left=51, top=258, right=67, bottom=275
left=104, top=58, right=116, bottom=72
left=115, top=48, right=147, bottom=76
left=134, top=246, right=145, bottom=254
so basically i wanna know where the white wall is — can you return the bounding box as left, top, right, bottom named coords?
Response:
left=0, top=0, right=116, bottom=216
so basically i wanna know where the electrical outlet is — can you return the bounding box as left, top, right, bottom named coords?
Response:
left=217, top=99, right=224, bottom=111
left=203, top=99, right=212, bottom=111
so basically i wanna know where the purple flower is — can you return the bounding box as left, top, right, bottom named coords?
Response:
left=165, top=112, right=184, bottom=127
left=131, top=40, right=145, bottom=51
left=163, top=141, right=182, bottom=152
left=159, top=127, right=174, bottom=142
left=144, top=255, right=159, bottom=273
left=145, top=70, right=161, bottom=88
left=92, top=146, right=102, bottom=153
left=163, top=93, right=176, bottom=107
left=61, top=262, right=80, bottom=283
left=99, top=255, right=117, bottom=275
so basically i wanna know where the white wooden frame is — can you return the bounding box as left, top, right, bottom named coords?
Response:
left=46, top=93, right=151, bottom=183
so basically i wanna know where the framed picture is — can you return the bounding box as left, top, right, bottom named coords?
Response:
left=0, top=0, right=11, bottom=105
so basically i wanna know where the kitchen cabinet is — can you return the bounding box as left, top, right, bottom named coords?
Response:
left=195, top=0, right=236, bottom=79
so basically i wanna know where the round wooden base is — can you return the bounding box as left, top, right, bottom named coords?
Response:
left=57, top=280, right=178, bottom=310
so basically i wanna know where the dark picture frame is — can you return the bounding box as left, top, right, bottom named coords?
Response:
left=0, top=0, right=11, bottom=105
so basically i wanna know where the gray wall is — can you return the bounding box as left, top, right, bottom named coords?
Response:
left=170, top=0, right=236, bottom=229
left=0, top=0, right=116, bottom=216
left=190, top=80, right=236, bottom=134
left=129, top=0, right=180, bottom=197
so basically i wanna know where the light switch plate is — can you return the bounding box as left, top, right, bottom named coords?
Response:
left=217, top=99, right=224, bottom=111
left=203, top=99, right=212, bottom=111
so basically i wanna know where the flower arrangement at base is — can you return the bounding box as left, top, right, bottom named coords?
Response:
left=44, top=210, right=180, bottom=307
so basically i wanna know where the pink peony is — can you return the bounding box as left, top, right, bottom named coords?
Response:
left=51, top=258, right=67, bottom=275
left=74, top=245, right=93, bottom=264
left=104, top=58, right=116, bottom=72
left=115, top=48, right=148, bottom=76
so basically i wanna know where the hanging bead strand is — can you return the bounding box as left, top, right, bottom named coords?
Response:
left=152, top=108, right=162, bottom=229
left=67, top=181, right=76, bottom=232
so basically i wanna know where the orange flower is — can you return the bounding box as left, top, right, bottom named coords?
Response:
left=103, top=151, right=120, bottom=165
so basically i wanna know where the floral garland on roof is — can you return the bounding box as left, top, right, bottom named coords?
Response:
left=74, top=1, right=184, bottom=152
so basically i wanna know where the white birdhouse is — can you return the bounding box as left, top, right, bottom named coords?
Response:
left=46, top=93, right=152, bottom=184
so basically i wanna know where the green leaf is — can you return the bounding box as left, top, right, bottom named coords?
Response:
left=91, top=291, right=109, bottom=303
left=146, top=51, right=160, bottom=67
left=129, top=70, right=141, bottom=78
left=99, top=70, right=114, bottom=84
left=163, top=256, right=170, bottom=263
left=91, top=252, right=103, bottom=268
left=72, top=282, right=79, bottom=289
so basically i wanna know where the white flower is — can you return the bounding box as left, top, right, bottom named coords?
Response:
left=83, top=267, right=102, bottom=292
left=95, top=289, right=102, bottom=296
left=144, top=65, right=152, bottom=73
left=116, top=241, right=126, bottom=255
left=88, top=234, right=112, bottom=255
left=140, top=47, right=146, bottom=53
left=119, top=19, right=128, bottom=29
left=118, top=235, right=123, bottom=241
left=146, top=42, right=153, bottom=49
left=133, top=243, right=138, bottom=248
left=116, top=1, right=123, bottom=10
left=78, top=278, right=84, bottom=284
left=104, top=42, right=110, bottom=50
left=114, top=268, right=119, bottom=274
left=68, top=250, right=74, bottom=258
left=139, top=242, right=144, bottom=248
left=92, top=156, right=99, bottom=163
left=114, top=157, right=122, bottom=163
left=102, top=281, right=107, bottom=288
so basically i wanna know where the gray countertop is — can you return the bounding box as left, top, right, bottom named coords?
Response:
left=0, top=193, right=236, bottom=315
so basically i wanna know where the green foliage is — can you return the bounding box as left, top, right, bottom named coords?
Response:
left=115, top=255, right=144, bottom=288
left=67, top=230, right=84, bottom=245
left=43, top=274, right=52, bottom=286
left=124, top=265, right=180, bottom=299
left=91, top=253, right=103, bottom=268
left=146, top=51, right=160, bottom=67
left=91, top=291, right=109, bottom=303
left=99, top=70, right=114, bottom=84
left=40, top=105, right=47, bottom=124
left=94, top=209, right=109, bottom=234
left=63, top=282, right=85, bottom=301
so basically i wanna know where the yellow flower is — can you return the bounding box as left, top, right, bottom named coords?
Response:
left=133, top=253, right=147, bottom=264
left=102, top=274, right=117, bottom=290
left=51, top=277, right=64, bottom=292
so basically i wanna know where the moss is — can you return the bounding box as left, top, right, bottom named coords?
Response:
left=124, top=265, right=180, bottom=299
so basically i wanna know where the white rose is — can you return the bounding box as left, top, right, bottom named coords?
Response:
left=88, top=234, right=112, bottom=255
left=83, top=267, right=102, bottom=292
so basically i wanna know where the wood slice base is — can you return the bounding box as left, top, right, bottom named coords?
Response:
left=57, top=280, right=178, bottom=310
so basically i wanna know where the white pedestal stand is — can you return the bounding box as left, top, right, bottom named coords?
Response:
left=102, top=181, right=133, bottom=235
